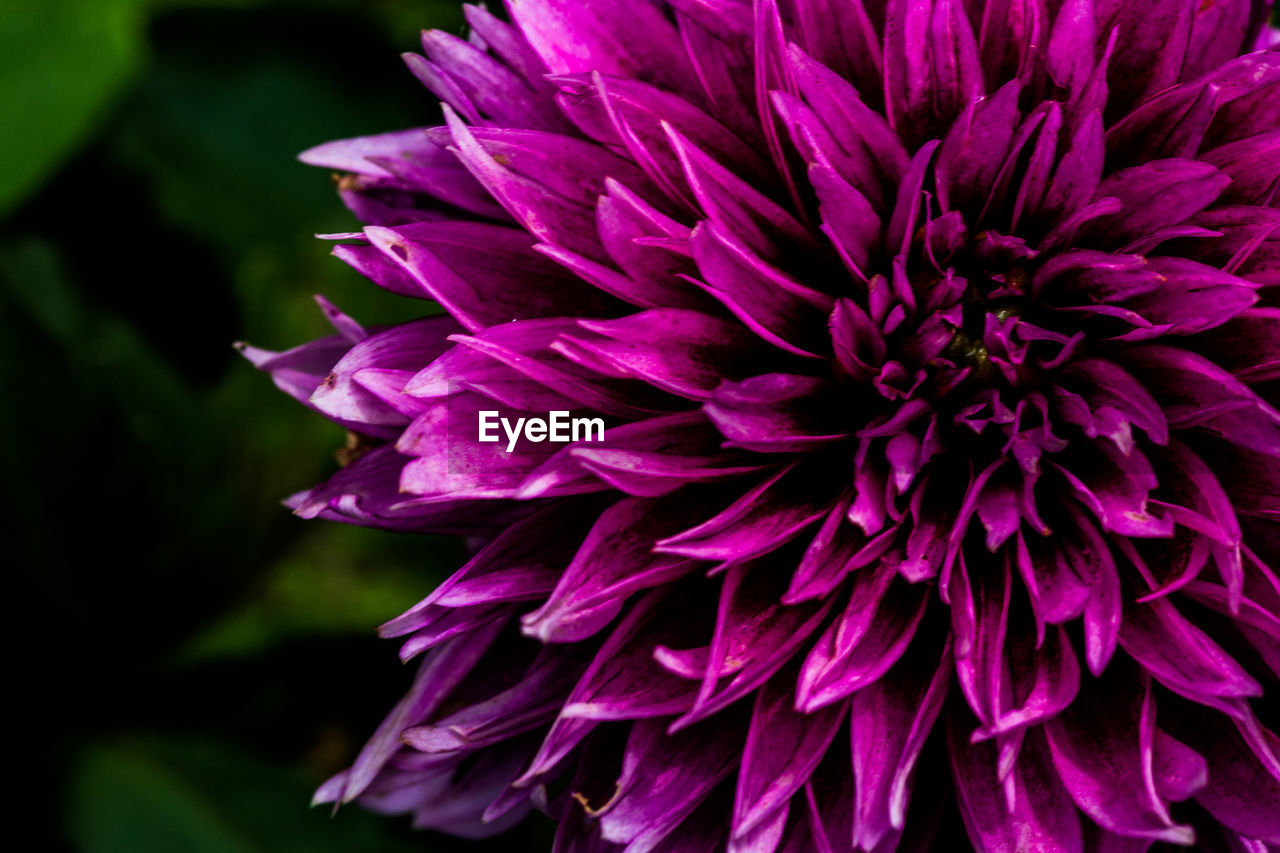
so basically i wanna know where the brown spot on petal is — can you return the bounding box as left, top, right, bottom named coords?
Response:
left=335, top=173, right=365, bottom=191
left=335, top=430, right=381, bottom=468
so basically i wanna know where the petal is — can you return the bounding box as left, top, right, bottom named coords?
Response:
left=562, top=308, right=766, bottom=400
left=1200, top=130, right=1280, bottom=206
left=732, top=670, right=847, bottom=839
left=787, top=44, right=908, bottom=207
left=797, top=559, right=927, bottom=712
left=1118, top=596, right=1262, bottom=714
left=596, top=717, right=743, bottom=852
left=704, top=374, right=848, bottom=452
left=655, top=461, right=839, bottom=564
left=310, top=316, right=459, bottom=428
left=951, top=723, right=1084, bottom=853
left=1123, top=344, right=1280, bottom=456
left=594, top=178, right=708, bottom=309
left=506, top=0, right=698, bottom=97
left=363, top=222, right=620, bottom=332
left=555, top=71, right=773, bottom=207
left=1079, top=159, right=1230, bottom=249
left=851, top=636, right=952, bottom=849
left=672, top=557, right=836, bottom=728
left=396, top=392, right=562, bottom=499
left=1101, top=0, right=1195, bottom=116
left=380, top=499, right=595, bottom=635
left=668, top=125, right=819, bottom=264
left=1043, top=664, right=1193, bottom=845
left=519, top=410, right=766, bottom=499
left=689, top=222, right=832, bottom=357
left=522, top=496, right=703, bottom=642
left=331, top=619, right=508, bottom=804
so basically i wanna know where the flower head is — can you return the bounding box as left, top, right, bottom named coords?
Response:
left=246, top=0, right=1280, bottom=849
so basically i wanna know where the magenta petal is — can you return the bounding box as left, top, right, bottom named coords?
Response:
left=593, top=178, right=709, bottom=309
left=1197, top=307, right=1280, bottom=383
left=1124, top=344, right=1280, bottom=456
left=785, top=489, right=867, bottom=603
left=596, top=717, right=742, bottom=851
left=1105, top=82, right=1218, bottom=168
left=363, top=222, right=620, bottom=332
left=1184, top=709, right=1280, bottom=843
left=1046, top=0, right=1097, bottom=98
left=809, top=163, right=882, bottom=277
left=291, top=444, right=516, bottom=533
left=655, top=462, right=837, bottom=565
left=1185, top=0, right=1258, bottom=79
left=1118, top=596, right=1262, bottom=714
left=520, top=591, right=705, bottom=787
left=335, top=618, right=507, bottom=804
left=522, top=497, right=702, bottom=642
left=311, top=316, right=459, bottom=428
left=850, top=636, right=951, bottom=849
left=789, top=0, right=883, bottom=102
left=1150, top=728, right=1208, bottom=803
left=520, top=410, right=766, bottom=499
left=418, top=28, right=567, bottom=132
left=705, top=373, right=847, bottom=452
left=402, top=651, right=584, bottom=756
left=934, top=80, right=1022, bottom=215
left=797, top=558, right=927, bottom=712
left=1102, top=0, right=1195, bottom=115
left=442, top=109, right=645, bottom=261
left=951, top=722, right=1083, bottom=853
left=1201, top=131, right=1280, bottom=206
left=1057, top=506, right=1122, bottom=676
left=1043, top=665, right=1193, bottom=845
left=238, top=333, right=353, bottom=411
left=558, top=610, right=701, bottom=724
left=506, top=0, right=699, bottom=98
left=1113, top=257, right=1259, bottom=336
left=669, top=126, right=820, bottom=264
left=1080, top=159, right=1231, bottom=249
left=1054, top=357, right=1169, bottom=450
left=564, top=309, right=764, bottom=400
left=732, top=671, right=846, bottom=839
left=786, top=44, right=907, bottom=207
left=443, top=324, right=668, bottom=419
left=689, top=221, right=831, bottom=356
left=301, top=128, right=439, bottom=175
left=1202, top=52, right=1280, bottom=147
left=556, top=71, right=771, bottom=205
left=1052, top=441, right=1174, bottom=539
left=381, top=500, right=596, bottom=637
left=673, top=557, right=835, bottom=728
left=395, top=392, right=562, bottom=499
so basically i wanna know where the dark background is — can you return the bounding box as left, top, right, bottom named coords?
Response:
left=1, top=0, right=551, bottom=849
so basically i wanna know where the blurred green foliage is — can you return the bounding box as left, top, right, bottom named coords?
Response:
left=68, top=737, right=425, bottom=853
left=0, top=0, right=145, bottom=215
left=0, top=0, right=547, bottom=850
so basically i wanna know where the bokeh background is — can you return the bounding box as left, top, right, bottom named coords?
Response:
left=1, top=1, right=551, bottom=849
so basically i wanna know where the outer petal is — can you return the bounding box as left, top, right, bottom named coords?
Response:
left=1043, top=664, right=1193, bottom=845
left=951, top=723, right=1084, bottom=853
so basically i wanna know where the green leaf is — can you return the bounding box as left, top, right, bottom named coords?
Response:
left=0, top=0, right=146, bottom=216
left=67, top=736, right=426, bottom=853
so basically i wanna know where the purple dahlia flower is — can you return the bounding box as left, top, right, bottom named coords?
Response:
left=245, top=0, right=1280, bottom=849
